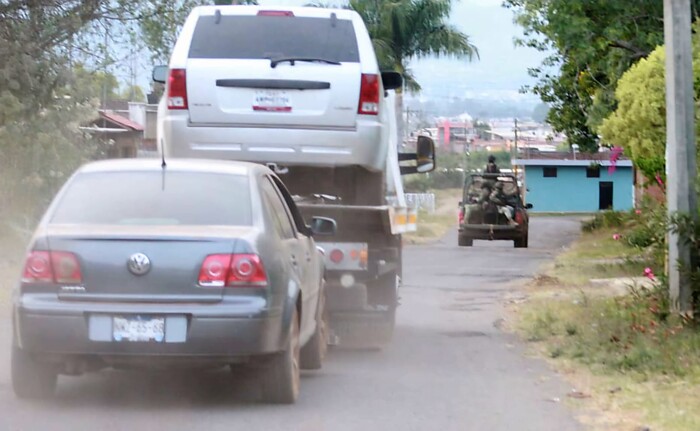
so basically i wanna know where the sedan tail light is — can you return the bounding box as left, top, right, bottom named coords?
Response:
left=22, top=251, right=82, bottom=284
left=199, top=254, right=267, bottom=288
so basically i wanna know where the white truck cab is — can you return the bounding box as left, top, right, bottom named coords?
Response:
left=154, top=5, right=402, bottom=172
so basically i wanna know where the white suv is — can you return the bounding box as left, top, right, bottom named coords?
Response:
left=153, top=6, right=402, bottom=172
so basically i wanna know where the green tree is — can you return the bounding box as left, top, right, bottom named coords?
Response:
left=599, top=27, right=700, bottom=182
left=503, top=0, right=700, bottom=152
left=350, top=0, right=478, bottom=141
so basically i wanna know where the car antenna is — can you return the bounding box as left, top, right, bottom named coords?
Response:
left=160, top=138, right=167, bottom=169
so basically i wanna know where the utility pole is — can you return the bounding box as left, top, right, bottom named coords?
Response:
left=664, top=0, right=697, bottom=313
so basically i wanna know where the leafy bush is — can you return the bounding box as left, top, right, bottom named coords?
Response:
left=581, top=210, right=627, bottom=232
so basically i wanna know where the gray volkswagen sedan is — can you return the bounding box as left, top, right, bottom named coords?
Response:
left=12, top=158, right=335, bottom=404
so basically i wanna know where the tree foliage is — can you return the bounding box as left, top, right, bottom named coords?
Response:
left=503, top=0, right=700, bottom=152
left=351, top=0, right=478, bottom=92
left=599, top=27, right=700, bottom=182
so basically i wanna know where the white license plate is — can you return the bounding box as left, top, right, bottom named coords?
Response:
left=253, top=90, right=291, bottom=112
left=113, top=315, right=165, bottom=342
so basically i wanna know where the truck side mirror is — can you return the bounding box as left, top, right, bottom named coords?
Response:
left=152, top=65, right=168, bottom=84
left=309, top=216, right=337, bottom=237
left=381, top=71, right=403, bottom=91
left=399, top=136, right=436, bottom=175
left=526, top=203, right=534, bottom=209
left=416, top=135, right=436, bottom=173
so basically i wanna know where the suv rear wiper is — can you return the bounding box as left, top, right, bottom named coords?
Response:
left=270, top=57, right=341, bottom=68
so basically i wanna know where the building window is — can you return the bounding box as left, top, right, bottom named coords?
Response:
left=543, top=167, right=557, bottom=178
left=586, top=165, right=600, bottom=178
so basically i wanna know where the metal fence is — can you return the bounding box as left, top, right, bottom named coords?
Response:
left=405, top=193, right=436, bottom=213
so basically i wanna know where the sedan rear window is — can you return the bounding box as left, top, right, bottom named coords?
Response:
left=188, top=15, right=360, bottom=62
left=50, top=171, right=252, bottom=226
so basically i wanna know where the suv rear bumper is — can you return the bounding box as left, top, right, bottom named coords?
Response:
left=160, top=113, right=387, bottom=172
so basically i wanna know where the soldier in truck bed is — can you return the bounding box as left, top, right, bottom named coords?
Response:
left=485, top=155, right=500, bottom=174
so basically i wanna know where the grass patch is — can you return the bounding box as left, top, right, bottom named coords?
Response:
left=516, top=287, right=700, bottom=431
left=547, top=226, right=653, bottom=286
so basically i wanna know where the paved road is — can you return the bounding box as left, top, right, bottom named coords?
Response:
left=0, top=217, right=583, bottom=431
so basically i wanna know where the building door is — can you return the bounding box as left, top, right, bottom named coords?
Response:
left=599, top=182, right=614, bottom=210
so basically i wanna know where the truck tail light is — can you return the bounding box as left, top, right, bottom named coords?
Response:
left=358, top=74, right=379, bottom=115
left=515, top=210, right=524, bottom=225
left=199, top=254, right=267, bottom=287
left=458, top=208, right=465, bottom=225
left=167, top=68, right=188, bottom=110
left=22, top=251, right=82, bottom=284
left=329, top=249, right=344, bottom=264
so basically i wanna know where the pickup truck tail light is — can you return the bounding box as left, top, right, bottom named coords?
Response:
left=22, top=251, right=82, bottom=284
left=458, top=208, right=465, bottom=225
left=199, top=254, right=267, bottom=287
left=167, top=68, right=188, bottom=110
left=358, top=74, right=379, bottom=115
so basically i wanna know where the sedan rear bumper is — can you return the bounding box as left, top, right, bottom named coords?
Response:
left=14, top=295, right=286, bottom=362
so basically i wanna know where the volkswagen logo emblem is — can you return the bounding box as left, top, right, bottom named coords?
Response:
left=127, top=253, right=151, bottom=276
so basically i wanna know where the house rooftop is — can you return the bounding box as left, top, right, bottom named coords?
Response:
left=513, top=150, right=632, bottom=167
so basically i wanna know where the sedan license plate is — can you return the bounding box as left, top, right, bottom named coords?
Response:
left=253, top=90, right=291, bottom=112
left=113, top=315, right=165, bottom=342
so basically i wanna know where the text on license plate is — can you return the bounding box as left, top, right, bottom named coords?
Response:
left=253, top=90, right=292, bottom=112
left=113, top=315, right=165, bottom=342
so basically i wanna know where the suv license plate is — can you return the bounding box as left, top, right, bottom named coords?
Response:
left=113, top=315, right=165, bottom=342
left=253, top=90, right=292, bottom=112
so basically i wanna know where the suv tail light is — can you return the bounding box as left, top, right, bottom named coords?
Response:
left=358, top=74, right=380, bottom=115
left=167, top=68, right=188, bottom=110
left=22, top=251, right=82, bottom=284
left=199, top=254, right=267, bottom=288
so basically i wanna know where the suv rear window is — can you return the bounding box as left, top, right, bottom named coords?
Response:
left=51, top=171, right=252, bottom=226
left=188, top=15, right=360, bottom=62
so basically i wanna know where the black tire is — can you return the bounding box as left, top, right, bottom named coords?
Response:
left=300, top=286, right=328, bottom=370
left=514, top=234, right=529, bottom=248
left=458, top=235, right=473, bottom=247
left=11, top=345, right=58, bottom=399
left=261, top=308, right=301, bottom=404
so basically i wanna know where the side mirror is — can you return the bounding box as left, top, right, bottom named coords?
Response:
left=381, top=71, right=403, bottom=91
left=416, top=135, right=436, bottom=173
left=309, top=216, right=337, bottom=237
left=152, top=65, right=168, bottom=84
left=399, top=135, right=436, bottom=175
left=526, top=203, right=533, bottom=209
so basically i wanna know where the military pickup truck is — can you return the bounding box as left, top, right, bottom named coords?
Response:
left=457, top=173, right=532, bottom=248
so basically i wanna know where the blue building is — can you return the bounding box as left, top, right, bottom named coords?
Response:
left=513, top=153, right=634, bottom=213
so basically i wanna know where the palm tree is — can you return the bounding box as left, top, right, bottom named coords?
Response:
left=350, top=0, right=479, bottom=142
